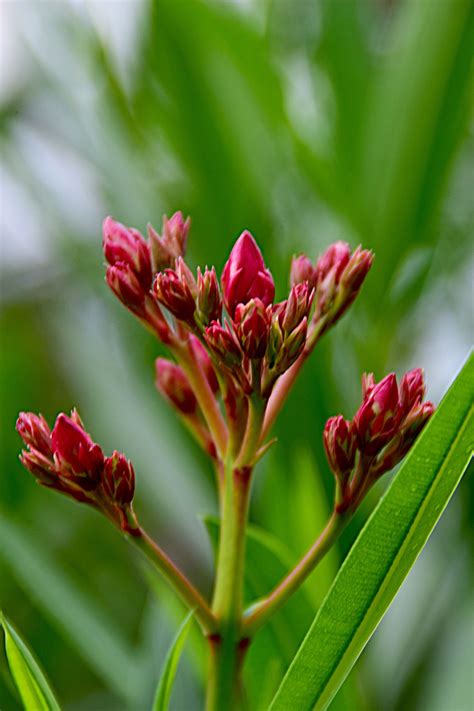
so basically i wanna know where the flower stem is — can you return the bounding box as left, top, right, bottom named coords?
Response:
left=131, top=527, right=216, bottom=633
left=242, top=510, right=349, bottom=636
left=207, top=454, right=253, bottom=710
left=177, top=343, right=228, bottom=459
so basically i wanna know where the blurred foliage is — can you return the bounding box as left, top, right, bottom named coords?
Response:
left=0, top=0, right=472, bottom=709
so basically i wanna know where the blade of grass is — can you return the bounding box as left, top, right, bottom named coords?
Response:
left=270, top=352, right=474, bottom=710
left=1, top=613, right=61, bottom=711
left=152, top=611, right=194, bottom=711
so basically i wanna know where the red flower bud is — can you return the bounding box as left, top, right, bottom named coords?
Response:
left=354, top=373, right=401, bottom=455
left=16, top=412, right=52, bottom=457
left=280, top=282, right=314, bottom=334
left=102, top=451, right=135, bottom=505
left=147, top=212, right=191, bottom=272
left=106, top=262, right=147, bottom=313
left=51, top=414, right=104, bottom=489
left=153, top=268, right=196, bottom=322
left=103, top=217, right=152, bottom=289
left=155, top=358, right=197, bottom=414
left=204, top=321, right=242, bottom=368
left=290, top=255, right=318, bottom=288
left=323, top=416, right=357, bottom=479
left=189, top=335, right=219, bottom=393
left=234, top=298, right=271, bottom=359
left=197, top=266, right=222, bottom=325
left=221, top=231, right=275, bottom=317
left=400, top=367, right=425, bottom=416
left=317, top=241, right=351, bottom=283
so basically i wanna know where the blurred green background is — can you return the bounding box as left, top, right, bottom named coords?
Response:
left=0, top=0, right=472, bottom=709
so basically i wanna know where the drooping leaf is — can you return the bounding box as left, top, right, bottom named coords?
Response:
left=152, top=610, right=194, bottom=711
left=1, top=613, right=61, bottom=711
left=270, top=352, right=474, bottom=710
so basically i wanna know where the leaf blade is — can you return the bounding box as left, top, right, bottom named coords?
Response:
left=270, top=353, right=474, bottom=711
left=1, top=613, right=61, bottom=711
left=152, top=610, right=194, bottom=711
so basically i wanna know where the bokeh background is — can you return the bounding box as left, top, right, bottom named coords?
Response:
left=1, top=1, right=473, bottom=709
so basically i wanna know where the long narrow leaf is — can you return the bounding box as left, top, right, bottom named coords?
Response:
left=152, top=611, right=194, bottom=711
left=1, top=613, right=61, bottom=711
left=270, top=352, right=473, bottom=710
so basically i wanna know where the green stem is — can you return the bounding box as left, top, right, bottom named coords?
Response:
left=207, top=453, right=253, bottom=710
left=131, top=527, right=216, bottom=633
left=177, top=343, right=228, bottom=459
left=243, top=511, right=349, bottom=636
left=235, top=395, right=266, bottom=469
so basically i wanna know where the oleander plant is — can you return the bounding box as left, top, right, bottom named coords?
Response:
left=10, top=212, right=472, bottom=710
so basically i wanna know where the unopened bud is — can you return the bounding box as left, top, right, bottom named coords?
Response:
left=103, top=217, right=152, bottom=290
left=400, top=368, right=425, bottom=416
left=204, top=321, right=242, bottom=368
left=148, top=211, right=191, bottom=272
left=16, top=412, right=52, bottom=457
left=102, top=451, right=135, bottom=505
left=234, top=298, right=270, bottom=359
left=290, top=254, right=317, bottom=288
left=153, top=268, right=196, bottom=322
left=155, top=358, right=197, bottom=414
left=106, top=263, right=147, bottom=313
left=281, top=282, right=314, bottom=334
left=197, top=266, right=222, bottom=325
left=221, top=231, right=275, bottom=318
left=354, top=373, right=401, bottom=455
left=361, top=372, right=375, bottom=399
left=323, top=416, right=357, bottom=479
left=51, top=414, right=104, bottom=489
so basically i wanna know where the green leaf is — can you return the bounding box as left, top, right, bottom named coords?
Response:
left=152, top=610, right=194, bottom=711
left=270, top=353, right=474, bottom=711
left=0, top=613, right=61, bottom=711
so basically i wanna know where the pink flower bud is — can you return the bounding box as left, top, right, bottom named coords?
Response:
left=102, top=451, right=135, bottom=505
left=354, top=373, right=401, bottom=455
left=197, top=266, right=222, bottom=325
left=316, top=242, right=352, bottom=284
left=400, top=368, right=425, bottom=416
left=290, top=255, right=317, bottom=288
left=221, top=231, right=275, bottom=317
left=189, top=335, right=219, bottom=393
left=153, top=268, right=196, bottom=322
left=204, top=321, right=242, bottom=368
left=148, top=212, right=191, bottom=272
left=51, top=414, right=104, bottom=489
left=103, top=217, right=152, bottom=289
left=16, top=412, right=52, bottom=457
left=280, top=282, right=314, bottom=334
left=234, top=298, right=271, bottom=359
left=374, top=401, right=435, bottom=477
left=323, top=416, right=357, bottom=478
left=155, top=358, right=197, bottom=414
left=106, top=262, right=147, bottom=313
left=340, top=247, right=374, bottom=293
left=19, top=448, right=57, bottom=484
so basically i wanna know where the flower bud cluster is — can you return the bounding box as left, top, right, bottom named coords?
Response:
left=17, top=411, right=137, bottom=533
left=323, top=368, right=435, bottom=512
left=291, top=242, right=373, bottom=334
left=103, top=210, right=374, bottom=449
